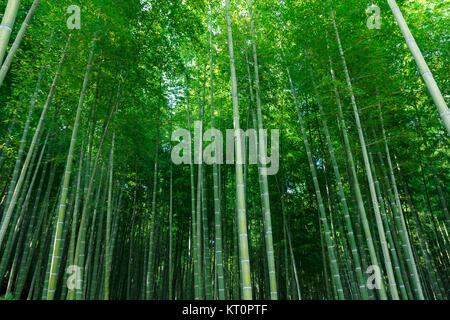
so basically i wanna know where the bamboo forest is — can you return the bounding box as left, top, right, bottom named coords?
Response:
left=0, top=0, right=448, bottom=302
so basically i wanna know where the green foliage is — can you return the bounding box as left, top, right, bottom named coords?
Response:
left=0, top=0, right=447, bottom=301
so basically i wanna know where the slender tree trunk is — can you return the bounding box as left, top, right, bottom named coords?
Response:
left=103, top=132, right=114, bottom=300
left=0, top=0, right=20, bottom=64
left=0, top=34, right=71, bottom=248
left=248, top=0, right=278, bottom=299
left=202, top=166, right=212, bottom=299
left=377, top=94, right=425, bottom=299
left=146, top=113, right=160, bottom=300
left=386, top=0, right=450, bottom=134
left=71, top=83, right=119, bottom=300
left=168, top=155, right=173, bottom=300
left=185, top=78, right=199, bottom=300
left=329, top=4, right=398, bottom=299
left=46, top=23, right=99, bottom=299
left=208, top=17, right=225, bottom=299
left=285, top=63, right=345, bottom=300
left=0, top=0, right=41, bottom=87
left=195, top=66, right=206, bottom=300
left=308, top=57, right=368, bottom=299
left=225, top=0, right=252, bottom=299
left=276, top=176, right=302, bottom=299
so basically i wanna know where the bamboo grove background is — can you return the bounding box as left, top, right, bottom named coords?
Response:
left=0, top=0, right=448, bottom=300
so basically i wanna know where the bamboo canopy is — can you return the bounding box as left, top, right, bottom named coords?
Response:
left=0, top=0, right=447, bottom=301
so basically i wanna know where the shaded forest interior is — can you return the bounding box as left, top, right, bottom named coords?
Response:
left=0, top=0, right=448, bottom=300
